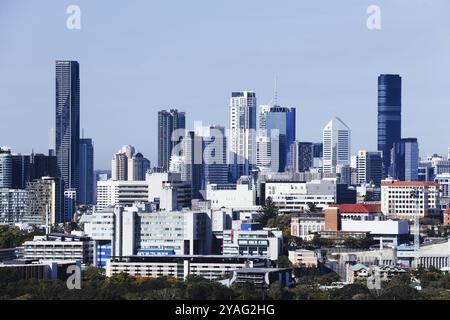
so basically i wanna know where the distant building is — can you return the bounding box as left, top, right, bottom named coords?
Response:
left=0, top=189, right=28, bottom=224
left=435, top=173, right=450, bottom=198
left=158, top=109, right=186, bottom=171
left=290, top=142, right=313, bottom=173
left=128, top=153, right=151, bottom=181
left=25, top=177, right=62, bottom=225
left=79, top=138, right=94, bottom=205
left=229, top=91, right=257, bottom=180
left=378, top=74, right=402, bottom=177
left=323, top=117, right=351, bottom=174
left=227, top=268, right=293, bottom=288
left=356, top=150, right=383, bottom=186
left=0, top=152, right=13, bottom=189
left=389, top=138, right=419, bottom=181
left=55, top=60, right=80, bottom=202
left=291, top=214, right=325, bottom=240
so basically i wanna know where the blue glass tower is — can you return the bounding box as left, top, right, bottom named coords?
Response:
left=389, top=138, right=419, bottom=181
left=378, top=74, right=402, bottom=177
left=265, top=106, right=296, bottom=172
left=79, top=138, right=94, bottom=205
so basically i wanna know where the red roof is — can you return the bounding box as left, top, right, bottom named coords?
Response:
left=329, top=203, right=381, bottom=213
left=445, top=208, right=450, bottom=214
left=381, top=181, right=439, bottom=187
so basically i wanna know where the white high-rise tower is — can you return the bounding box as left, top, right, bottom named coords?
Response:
left=322, top=117, right=351, bottom=174
left=229, top=91, right=257, bottom=180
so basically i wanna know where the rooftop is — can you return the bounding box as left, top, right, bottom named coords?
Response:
left=329, top=203, right=381, bottom=213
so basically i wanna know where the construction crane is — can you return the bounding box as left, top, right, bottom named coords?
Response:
left=410, top=188, right=421, bottom=268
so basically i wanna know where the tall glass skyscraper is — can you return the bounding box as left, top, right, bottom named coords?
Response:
left=378, top=74, right=402, bottom=177
left=265, top=106, right=296, bottom=172
left=79, top=138, right=94, bottom=205
left=158, top=109, right=186, bottom=171
left=55, top=60, right=80, bottom=214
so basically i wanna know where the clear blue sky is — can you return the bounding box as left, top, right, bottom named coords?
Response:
left=1, top=0, right=450, bottom=169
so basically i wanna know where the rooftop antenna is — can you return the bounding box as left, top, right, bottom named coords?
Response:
left=273, top=76, right=278, bottom=106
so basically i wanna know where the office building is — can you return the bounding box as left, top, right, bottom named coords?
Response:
left=25, top=177, right=62, bottom=225
left=83, top=205, right=212, bottom=262
left=128, top=153, right=151, bottom=181
left=0, top=189, right=28, bottom=224
left=356, top=150, right=383, bottom=186
left=223, top=228, right=282, bottom=261
left=290, top=214, right=325, bottom=240
left=290, top=142, right=313, bottom=173
left=23, top=233, right=93, bottom=264
left=389, top=138, right=419, bottom=181
left=256, top=135, right=279, bottom=172
left=180, top=131, right=203, bottom=199
left=264, top=106, right=296, bottom=172
left=196, top=125, right=228, bottom=188
left=205, top=182, right=257, bottom=210
left=79, top=138, right=94, bottom=205
left=378, top=74, right=402, bottom=177
left=0, top=151, right=13, bottom=189
left=106, top=255, right=269, bottom=281
left=227, top=268, right=293, bottom=289
left=435, top=173, right=450, bottom=198
left=323, top=117, right=351, bottom=174
left=55, top=60, right=80, bottom=199
left=229, top=91, right=257, bottom=180
left=158, top=109, right=186, bottom=171
left=381, top=180, right=441, bottom=219
left=265, top=179, right=355, bottom=212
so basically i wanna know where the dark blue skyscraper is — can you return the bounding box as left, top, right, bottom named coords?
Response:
left=378, top=74, right=402, bottom=177
left=265, top=106, right=296, bottom=172
left=56, top=60, right=80, bottom=216
left=79, top=138, right=94, bottom=205
left=389, top=138, right=419, bottom=182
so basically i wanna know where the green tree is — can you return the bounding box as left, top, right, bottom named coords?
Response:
left=257, top=197, right=278, bottom=227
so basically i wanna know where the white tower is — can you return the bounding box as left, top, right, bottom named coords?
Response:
left=322, top=117, right=351, bottom=174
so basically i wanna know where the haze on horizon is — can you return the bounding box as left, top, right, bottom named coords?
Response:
left=1, top=0, right=450, bottom=169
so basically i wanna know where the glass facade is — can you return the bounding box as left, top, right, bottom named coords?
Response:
left=378, top=74, right=402, bottom=177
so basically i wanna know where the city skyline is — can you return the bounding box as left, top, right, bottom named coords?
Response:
left=1, top=1, right=450, bottom=169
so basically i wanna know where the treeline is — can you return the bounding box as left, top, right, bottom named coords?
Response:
left=1, top=266, right=450, bottom=300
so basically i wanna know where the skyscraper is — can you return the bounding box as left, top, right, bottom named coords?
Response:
left=196, top=125, right=228, bottom=188
left=229, top=91, right=257, bottom=180
left=378, top=74, right=402, bottom=177
left=79, top=138, right=94, bottom=205
left=265, top=106, right=296, bottom=172
left=55, top=60, right=80, bottom=207
left=128, top=153, right=151, bottom=181
left=323, top=117, right=351, bottom=174
left=356, top=150, right=383, bottom=186
left=389, top=138, right=419, bottom=181
left=290, top=142, right=313, bottom=173
left=158, top=109, right=186, bottom=171
left=0, top=151, right=13, bottom=189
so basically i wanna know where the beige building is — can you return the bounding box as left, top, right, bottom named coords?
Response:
left=381, top=180, right=440, bottom=220
left=288, top=249, right=318, bottom=267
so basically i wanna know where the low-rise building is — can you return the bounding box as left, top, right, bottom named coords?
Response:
left=288, top=249, right=318, bottom=267
left=291, top=214, right=325, bottom=240
left=22, top=233, right=93, bottom=264
left=106, top=255, right=270, bottom=281
left=226, top=268, right=293, bottom=288
left=223, top=228, right=282, bottom=261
